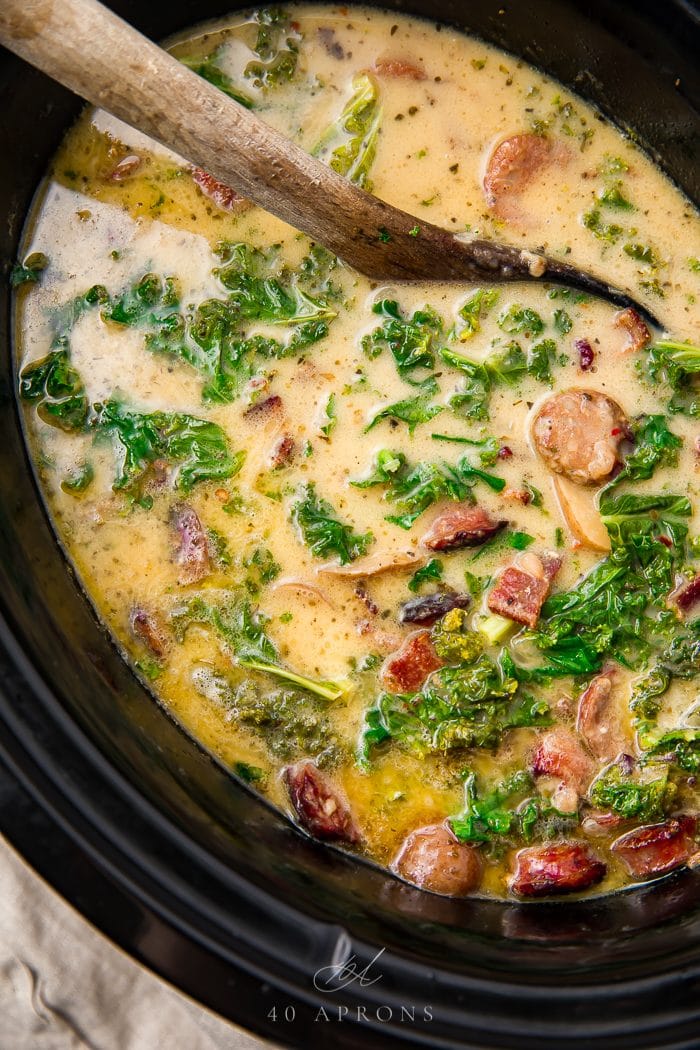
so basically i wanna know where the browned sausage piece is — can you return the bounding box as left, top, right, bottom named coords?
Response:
left=171, top=503, right=211, bottom=585
left=532, top=727, right=594, bottom=792
left=374, top=56, right=427, bottom=80
left=191, top=167, right=250, bottom=212
left=422, top=505, right=507, bottom=552
left=381, top=631, right=443, bottom=693
left=392, top=823, right=483, bottom=896
left=531, top=389, right=629, bottom=486
left=510, top=842, right=606, bottom=897
left=576, top=672, right=627, bottom=761
left=614, top=307, right=651, bottom=353
left=487, top=567, right=549, bottom=629
left=611, top=816, right=697, bottom=878
left=283, top=760, right=360, bottom=843
left=130, top=606, right=169, bottom=658
left=484, top=133, right=560, bottom=214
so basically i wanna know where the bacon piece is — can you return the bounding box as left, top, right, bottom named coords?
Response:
left=615, top=307, right=651, bottom=353
left=611, top=816, right=697, bottom=878
left=269, top=433, right=295, bottom=469
left=243, top=395, right=283, bottom=422
left=576, top=671, right=627, bottom=761
left=675, top=575, right=700, bottom=613
left=130, top=607, right=169, bottom=658
left=421, top=506, right=507, bottom=552
left=510, top=842, right=606, bottom=897
left=484, top=133, right=561, bottom=216
left=575, top=338, right=595, bottom=371
left=487, top=567, right=549, bottom=628
left=374, top=57, right=427, bottom=80
left=109, top=154, right=142, bottom=181
left=392, top=824, right=483, bottom=896
left=191, top=167, right=249, bottom=212
left=283, top=760, right=360, bottom=843
left=171, top=503, right=210, bottom=585
left=532, top=389, right=629, bottom=486
left=399, top=592, right=471, bottom=627
left=381, top=631, right=443, bottom=693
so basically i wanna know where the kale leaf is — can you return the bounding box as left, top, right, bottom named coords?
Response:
left=94, top=399, right=243, bottom=501
left=313, top=72, right=381, bottom=190
left=589, top=759, right=669, bottom=821
left=452, top=289, right=498, bottom=341
left=243, top=7, right=300, bottom=88
left=364, top=391, right=443, bottom=434
left=19, top=337, right=88, bottom=432
left=180, top=46, right=254, bottom=107
left=291, top=482, right=372, bottom=564
left=604, top=414, right=682, bottom=491
left=362, top=299, right=442, bottom=385
left=643, top=340, right=700, bottom=417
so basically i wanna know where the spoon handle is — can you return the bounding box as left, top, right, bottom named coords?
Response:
left=0, top=0, right=659, bottom=323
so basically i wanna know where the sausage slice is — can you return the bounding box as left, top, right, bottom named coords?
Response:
left=283, top=761, right=360, bottom=843
left=510, top=842, right=606, bottom=897
left=171, top=503, right=211, bottom=585
left=531, top=389, right=629, bottom=485
left=392, top=823, right=483, bottom=896
left=576, top=672, right=627, bottom=761
left=611, top=816, right=697, bottom=878
left=484, top=133, right=564, bottom=217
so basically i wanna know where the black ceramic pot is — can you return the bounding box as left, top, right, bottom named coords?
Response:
left=1, top=2, right=700, bottom=1047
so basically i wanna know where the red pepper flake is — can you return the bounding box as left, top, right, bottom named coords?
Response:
left=575, top=339, right=594, bottom=371
left=498, top=445, right=513, bottom=459
left=657, top=535, right=673, bottom=548
left=610, top=427, right=622, bottom=436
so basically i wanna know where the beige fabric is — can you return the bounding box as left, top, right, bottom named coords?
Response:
left=0, top=837, right=273, bottom=1050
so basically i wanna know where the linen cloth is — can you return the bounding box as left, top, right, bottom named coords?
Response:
left=0, top=837, right=272, bottom=1050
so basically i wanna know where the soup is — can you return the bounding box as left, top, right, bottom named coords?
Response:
left=13, top=4, right=700, bottom=900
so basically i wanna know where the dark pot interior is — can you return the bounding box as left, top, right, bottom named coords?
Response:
left=1, top=1, right=700, bottom=1046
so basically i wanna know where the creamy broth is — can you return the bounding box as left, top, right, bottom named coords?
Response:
left=14, top=5, right=700, bottom=900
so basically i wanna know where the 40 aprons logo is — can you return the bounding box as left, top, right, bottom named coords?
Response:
left=266, top=947, right=434, bottom=1025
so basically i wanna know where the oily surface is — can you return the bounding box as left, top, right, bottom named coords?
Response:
left=14, top=5, right=700, bottom=900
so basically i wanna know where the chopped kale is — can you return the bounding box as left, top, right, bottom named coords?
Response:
left=589, top=759, right=669, bottom=821
left=453, top=288, right=499, bottom=341
left=361, top=299, right=442, bottom=385
left=497, top=304, right=545, bottom=338
left=351, top=448, right=504, bottom=529
left=180, top=45, right=254, bottom=107
left=10, top=251, right=49, bottom=287
left=408, top=558, right=443, bottom=593
left=291, top=482, right=372, bottom=563
left=643, top=340, right=700, bottom=417
left=604, top=414, right=682, bottom=491
left=94, top=399, right=243, bottom=501
left=364, top=391, right=443, bottom=434
left=19, top=338, right=88, bottom=432
left=244, top=7, right=300, bottom=88
left=313, top=72, right=382, bottom=190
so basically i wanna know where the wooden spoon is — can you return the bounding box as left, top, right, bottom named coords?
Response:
left=0, top=0, right=657, bottom=322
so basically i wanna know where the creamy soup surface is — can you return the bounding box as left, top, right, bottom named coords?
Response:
left=14, top=5, right=700, bottom=900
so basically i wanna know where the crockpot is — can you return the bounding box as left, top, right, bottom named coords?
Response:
left=1, top=1, right=700, bottom=1046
